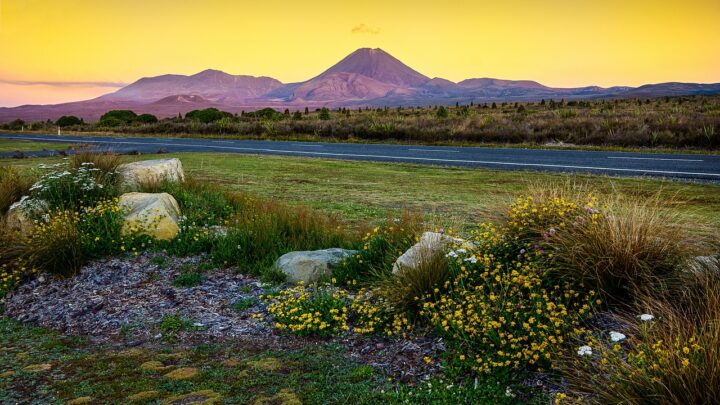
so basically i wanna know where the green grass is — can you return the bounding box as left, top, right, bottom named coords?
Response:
left=0, top=139, right=78, bottom=152
left=4, top=151, right=720, bottom=239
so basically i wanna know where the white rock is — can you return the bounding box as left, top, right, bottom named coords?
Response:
left=116, top=158, right=185, bottom=190
left=275, top=248, right=356, bottom=284
left=392, top=232, right=461, bottom=274
left=119, top=192, right=181, bottom=240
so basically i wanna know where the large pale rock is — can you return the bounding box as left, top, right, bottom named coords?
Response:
left=117, top=158, right=185, bottom=190
left=392, top=232, right=462, bottom=274
left=5, top=197, right=48, bottom=235
left=119, top=192, right=181, bottom=240
left=275, top=248, right=356, bottom=284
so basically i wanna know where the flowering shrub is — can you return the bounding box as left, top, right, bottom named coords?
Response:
left=422, top=225, right=595, bottom=375
left=27, top=162, right=117, bottom=210
left=263, top=283, right=349, bottom=336
left=350, top=288, right=412, bottom=337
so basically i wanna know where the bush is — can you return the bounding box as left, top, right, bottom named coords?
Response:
left=350, top=288, right=412, bottom=337
left=547, top=196, right=691, bottom=303
left=185, top=108, right=232, bottom=123
left=26, top=209, right=83, bottom=278
left=99, top=110, right=137, bottom=124
left=27, top=162, right=118, bottom=211
left=318, top=108, right=331, bottom=120
left=70, top=151, right=122, bottom=178
left=135, top=113, right=158, bottom=124
left=423, top=228, right=595, bottom=375
left=436, top=106, right=449, bottom=118
left=56, top=115, right=83, bottom=127
left=333, top=213, right=422, bottom=286
left=264, top=283, right=349, bottom=336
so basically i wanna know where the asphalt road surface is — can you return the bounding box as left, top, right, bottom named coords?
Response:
left=2, top=133, right=720, bottom=181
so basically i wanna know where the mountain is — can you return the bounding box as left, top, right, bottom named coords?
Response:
left=1, top=47, right=719, bottom=122
left=100, top=69, right=283, bottom=103
left=276, top=48, right=429, bottom=102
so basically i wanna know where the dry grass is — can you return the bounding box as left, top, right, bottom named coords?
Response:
left=375, top=249, right=451, bottom=317
left=69, top=150, right=123, bottom=176
left=0, top=166, right=35, bottom=214
left=548, top=194, right=694, bottom=303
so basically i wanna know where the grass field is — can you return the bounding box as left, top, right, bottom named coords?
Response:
left=0, top=139, right=79, bottom=152
left=3, top=150, right=719, bottom=242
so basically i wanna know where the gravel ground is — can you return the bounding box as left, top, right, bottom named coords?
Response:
left=3, top=253, right=444, bottom=381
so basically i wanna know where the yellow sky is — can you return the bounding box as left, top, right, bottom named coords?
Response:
left=1, top=0, right=719, bottom=106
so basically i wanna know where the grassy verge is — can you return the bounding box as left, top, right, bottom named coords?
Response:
left=4, top=151, right=719, bottom=240
left=0, top=139, right=79, bottom=152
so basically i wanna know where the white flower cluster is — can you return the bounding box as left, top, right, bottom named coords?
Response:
left=30, top=161, right=107, bottom=195
left=445, top=241, right=479, bottom=264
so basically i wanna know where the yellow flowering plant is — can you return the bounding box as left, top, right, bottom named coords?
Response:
left=350, top=288, right=412, bottom=337
left=263, top=282, right=350, bottom=336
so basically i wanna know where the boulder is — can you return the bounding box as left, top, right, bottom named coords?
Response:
left=5, top=197, right=48, bottom=235
left=392, top=232, right=462, bottom=274
left=119, top=192, right=181, bottom=240
left=116, top=158, right=185, bottom=190
left=275, top=248, right=356, bottom=284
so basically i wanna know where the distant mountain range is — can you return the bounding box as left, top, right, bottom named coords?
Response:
left=2, top=47, right=720, bottom=122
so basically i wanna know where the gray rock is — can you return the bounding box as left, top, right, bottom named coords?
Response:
left=688, top=256, right=720, bottom=273
left=392, top=232, right=462, bottom=274
left=275, top=248, right=356, bottom=284
left=116, top=158, right=185, bottom=190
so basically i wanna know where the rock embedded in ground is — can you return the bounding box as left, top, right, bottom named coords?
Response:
left=119, top=192, right=181, bottom=240
left=392, top=232, right=462, bottom=274
left=5, top=198, right=48, bottom=235
left=116, top=158, right=185, bottom=190
left=274, top=248, right=356, bottom=284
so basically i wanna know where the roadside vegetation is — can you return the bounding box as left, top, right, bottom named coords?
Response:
left=2, top=95, right=720, bottom=150
left=1, top=152, right=719, bottom=403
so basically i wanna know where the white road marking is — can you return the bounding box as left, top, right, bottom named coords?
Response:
left=408, top=148, right=460, bottom=153
left=4, top=135, right=720, bottom=178
left=607, top=156, right=703, bottom=162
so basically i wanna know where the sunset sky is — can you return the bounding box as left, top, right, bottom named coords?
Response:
left=1, top=0, right=719, bottom=107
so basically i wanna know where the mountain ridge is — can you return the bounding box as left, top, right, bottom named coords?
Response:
left=1, top=47, right=719, bottom=122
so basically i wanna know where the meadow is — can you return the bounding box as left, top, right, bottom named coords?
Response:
left=1, top=151, right=719, bottom=404
left=2, top=95, right=720, bottom=150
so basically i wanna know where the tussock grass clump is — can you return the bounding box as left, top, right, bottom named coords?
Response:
left=547, top=195, right=692, bottom=303
left=0, top=166, right=35, bottom=214
left=375, top=249, right=451, bottom=318
left=70, top=150, right=123, bottom=176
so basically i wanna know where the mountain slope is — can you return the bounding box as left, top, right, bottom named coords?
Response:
left=101, top=69, right=283, bottom=103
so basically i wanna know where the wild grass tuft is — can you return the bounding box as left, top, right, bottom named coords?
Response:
left=0, top=166, right=35, bottom=214
left=547, top=194, right=693, bottom=303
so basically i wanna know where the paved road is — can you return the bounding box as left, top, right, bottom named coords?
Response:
left=2, top=133, right=720, bottom=181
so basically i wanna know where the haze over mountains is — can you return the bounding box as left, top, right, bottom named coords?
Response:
left=2, top=48, right=720, bottom=122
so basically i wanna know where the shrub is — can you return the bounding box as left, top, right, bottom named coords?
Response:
left=423, top=229, right=595, bottom=376
left=318, top=108, right=331, bottom=120
left=56, top=115, right=83, bottom=127
left=0, top=167, right=35, bottom=214
left=264, top=283, right=349, bottom=336
left=547, top=196, right=691, bottom=303
left=185, top=108, right=232, bottom=123
left=350, top=288, right=412, bottom=337
left=436, top=106, right=449, bottom=118
left=135, top=113, right=158, bottom=124
left=99, top=110, right=137, bottom=124
left=333, top=213, right=423, bottom=286
left=557, top=269, right=720, bottom=404
left=28, top=162, right=118, bottom=211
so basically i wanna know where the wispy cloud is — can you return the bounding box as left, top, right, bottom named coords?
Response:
left=351, top=24, right=380, bottom=35
left=0, top=79, right=126, bottom=88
